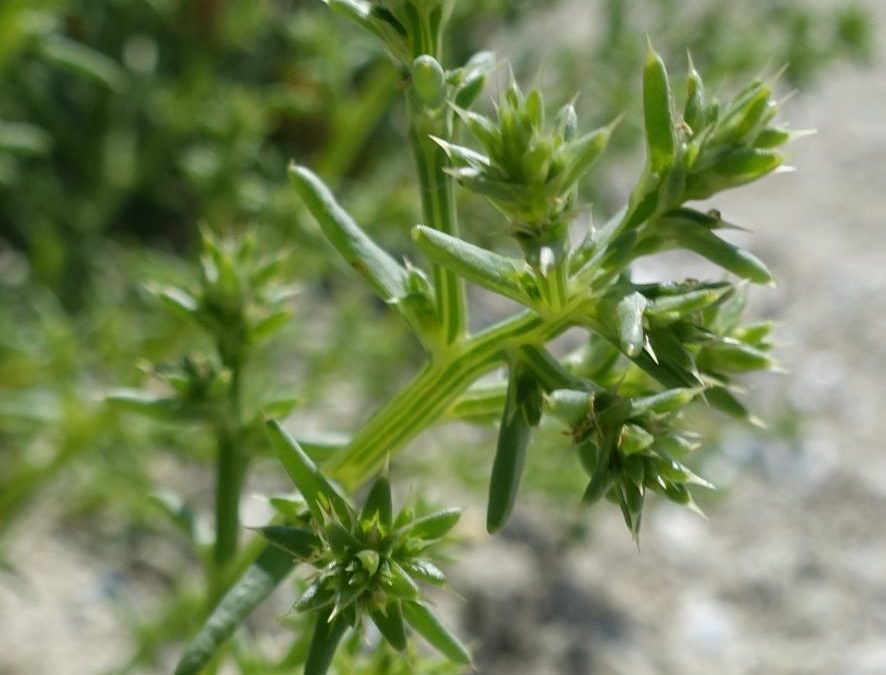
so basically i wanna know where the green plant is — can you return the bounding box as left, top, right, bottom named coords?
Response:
left=146, top=1, right=799, bottom=673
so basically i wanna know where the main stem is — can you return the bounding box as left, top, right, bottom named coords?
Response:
left=410, top=116, right=466, bottom=346
left=214, top=362, right=242, bottom=572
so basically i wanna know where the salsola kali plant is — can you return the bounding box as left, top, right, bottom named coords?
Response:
left=117, top=0, right=799, bottom=672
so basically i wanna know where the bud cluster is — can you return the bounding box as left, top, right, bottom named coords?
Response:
left=155, top=230, right=294, bottom=367
left=106, top=231, right=296, bottom=426
left=681, top=65, right=794, bottom=201
left=437, top=83, right=616, bottom=260
left=264, top=421, right=471, bottom=673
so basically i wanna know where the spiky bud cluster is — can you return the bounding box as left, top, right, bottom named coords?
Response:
left=106, top=231, right=296, bottom=424
left=548, top=386, right=710, bottom=538
left=153, top=230, right=294, bottom=366
left=437, top=83, right=617, bottom=261
left=263, top=421, right=471, bottom=674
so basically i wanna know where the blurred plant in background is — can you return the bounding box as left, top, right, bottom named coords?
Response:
left=0, top=0, right=875, bottom=672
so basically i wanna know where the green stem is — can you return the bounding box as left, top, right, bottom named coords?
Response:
left=535, top=260, right=569, bottom=314
left=325, top=308, right=577, bottom=489
left=213, top=361, right=242, bottom=572
left=410, top=123, right=466, bottom=346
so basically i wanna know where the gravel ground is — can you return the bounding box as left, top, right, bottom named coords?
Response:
left=2, top=6, right=886, bottom=675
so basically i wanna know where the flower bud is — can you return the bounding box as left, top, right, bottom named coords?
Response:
left=412, top=55, right=446, bottom=107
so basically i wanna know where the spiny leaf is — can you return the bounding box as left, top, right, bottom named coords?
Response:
left=401, top=508, right=461, bottom=540
left=304, top=606, right=350, bottom=675
left=412, top=225, right=532, bottom=306
left=402, top=600, right=472, bottom=665
left=370, top=601, right=408, bottom=651
left=486, top=362, right=534, bottom=533
left=556, top=120, right=618, bottom=190
left=174, top=546, right=295, bottom=675
left=643, top=44, right=677, bottom=173
left=671, top=226, right=773, bottom=285
left=265, top=419, right=352, bottom=525
left=361, top=474, right=393, bottom=530
left=289, top=164, right=408, bottom=302
left=256, top=525, right=320, bottom=559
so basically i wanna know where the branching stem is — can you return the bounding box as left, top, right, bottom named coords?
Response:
left=325, top=306, right=580, bottom=489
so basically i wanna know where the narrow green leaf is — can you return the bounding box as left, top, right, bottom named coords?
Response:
left=643, top=46, right=677, bottom=173
left=430, top=137, right=491, bottom=169
left=105, top=390, right=191, bottom=423
left=258, top=397, right=301, bottom=420
left=704, top=386, right=757, bottom=422
left=370, top=602, right=408, bottom=651
left=697, top=341, right=773, bottom=373
left=412, top=225, right=532, bottom=306
left=174, top=546, right=295, bottom=675
left=656, top=455, right=715, bottom=489
left=304, top=607, right=349, bottom=675
left=402, top=600, right=472, bottom=665
left=487, top=364, right=533, bottom=533
left=686, top=148, right=784, bottom=199
left=401, top=559, right=448, bottom=586
left=324, top=521, right=360, bottom=555
left=453, top=51, right=494, bottom=110
left=575, top=438, right=599, bottom=476
left=673, top=227, right=773, bottom=284
left=402, top=508, right=461, bottom=540
left=646, top=285, right=732, bottom=321
left=149, top=490, right=198, bottom=542
left=451, top=105, right=499, bottom=155
left=256, top=526, right=320, bottom=559
left=582, top=443, right=611, bottom=506
left=683, top=58, right=705, bottom=132
left=753, top=127, right=792, bottom=149
left=249, top=309, right=292, bottom=343
left=733, top=320, right=774, bottom=346
left=446, top=382, right=507, bottom=424
left=519, top=344, right=590, bottom=393
left=623, top=454, right=646, bottom=486
left=381, top=559, right=420, bottom=599
left=324, top=0, right=382, bottom=45
left=454, top=72, right=487, bottom=109
left=629, top=388, right=701, bottom=416
left=265, top=419, right=352, bottom=525
left=557, top=122, right=617, bottom=190
left=361, top=475, right=393, bottom=530
left=357, top=549, right=380, bottom=575
left=289, top=164, right=408, bottom=302
left=446, top=166, right=525, bottom=203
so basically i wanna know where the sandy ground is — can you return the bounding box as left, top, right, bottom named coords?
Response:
left=2, top=5, right=886, bottom=675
